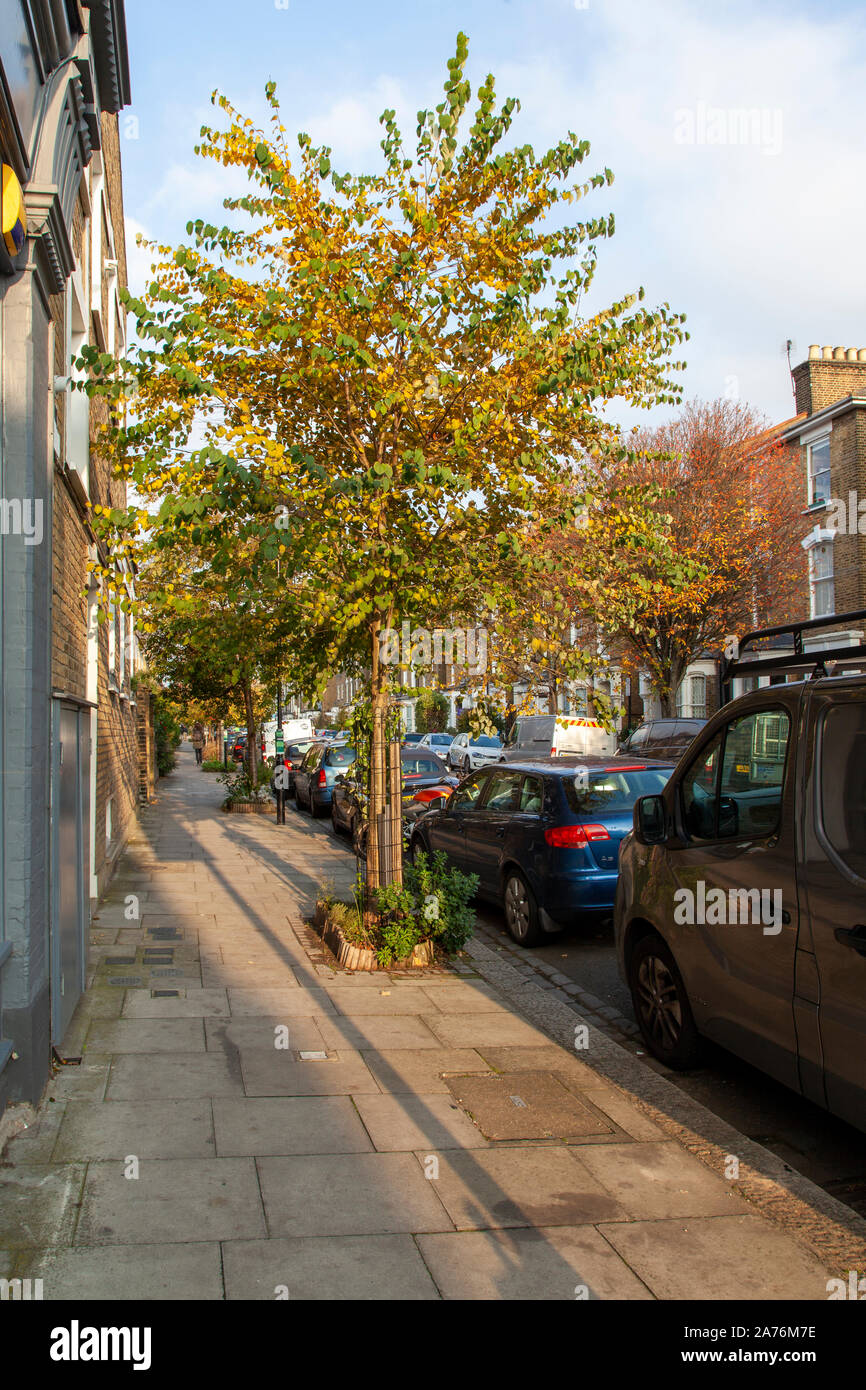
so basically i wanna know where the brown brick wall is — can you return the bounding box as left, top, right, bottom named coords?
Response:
left=827, top=410, right=866, bottom=613
left=50, top=480, right=89, bottom=698
left=92, top=110, right=136, bottom=894
left=99, top=113, right=128, bottom=291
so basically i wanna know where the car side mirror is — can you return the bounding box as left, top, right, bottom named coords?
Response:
left=718, top=795, right=738, bottom=837
left=634, top=794, right=667, bottom=846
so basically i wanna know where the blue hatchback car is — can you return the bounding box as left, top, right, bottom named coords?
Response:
left=407, top=758, right=674, bottom=944
left=294, top=741, right=356, bottom=817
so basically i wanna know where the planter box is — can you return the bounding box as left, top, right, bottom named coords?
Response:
left=223, top=800, right=276, bottom=815
left=313, top=903, right=435, bottom=971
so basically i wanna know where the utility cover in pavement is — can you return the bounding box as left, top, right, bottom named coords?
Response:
left=445, top=1071, right=614, bottom=1141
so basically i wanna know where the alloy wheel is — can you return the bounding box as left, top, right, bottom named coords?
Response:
left=504, top=875, right=531, bottom=940
left=635, top=953, right=683, bottom=1051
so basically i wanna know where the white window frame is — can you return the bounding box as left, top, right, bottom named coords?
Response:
left=802, top=526, right=836, bottom=619
left=806, top=433, right=831, bottom=508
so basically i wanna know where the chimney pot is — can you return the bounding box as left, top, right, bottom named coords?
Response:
left=848, top=348, right=859, bottom=361
left=859, top=350, right=866, bottom=363
left=823, top=345, right=833, bottom=359
left=808, top=344, right=820, bottom=360
left=834, top=346, right=847, bottom=360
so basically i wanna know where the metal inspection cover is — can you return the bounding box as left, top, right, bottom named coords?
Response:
left=107, top=977, right=143, bottom=987
left=445, top=1071, right=614, bottom=1141
left=105, top=956, right=136, bottom=966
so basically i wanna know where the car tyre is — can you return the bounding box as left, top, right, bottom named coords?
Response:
left=331, top=804, right=345, bottom=836
left=628, top=933, right=702, bottom=1069
left=503, top=870, right=541, bottom=947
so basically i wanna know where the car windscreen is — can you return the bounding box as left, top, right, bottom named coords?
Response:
left=470, top=736, right=501, bottom=748
left=564, top=767, right=672, bottom=815
left=325, top=745, right=356, bottom=766
left=402, top=755, right=445, bottom=776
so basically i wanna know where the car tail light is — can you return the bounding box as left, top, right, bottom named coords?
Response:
left=544, top=823, right=611, bottom=847
left=550, top=747, right=557, bottom=756
left=413, top=787, right=448, bottom=802
left=317, top=770, right=327, bottom=788
left=610, top=765, right=645, bottom=772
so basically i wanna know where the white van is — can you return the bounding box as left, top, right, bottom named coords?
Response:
left=499, top=714, right=617, bottom=761
left=262, top=716, right=314, bottom=759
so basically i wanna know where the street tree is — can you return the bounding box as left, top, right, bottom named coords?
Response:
left=83, top=33, right=688, bottom=898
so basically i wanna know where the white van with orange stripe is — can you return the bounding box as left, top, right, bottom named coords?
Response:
left=499, top=713, right=617, bottom=761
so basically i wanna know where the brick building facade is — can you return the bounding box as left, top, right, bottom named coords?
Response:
left=782, top=346, right=866, bottom=622
left=0, top=1, right=138, bottom=1119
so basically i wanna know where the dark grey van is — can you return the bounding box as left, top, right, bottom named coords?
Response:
left=617, top=717, right=707, bottom=763
left=614, top=611, right=866, bottom=1133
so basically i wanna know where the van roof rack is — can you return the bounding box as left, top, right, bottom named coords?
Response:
left=719, top=608, right=866, bottom=704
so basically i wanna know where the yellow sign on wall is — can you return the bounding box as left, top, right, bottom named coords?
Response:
left=1, top=165, right=27, bottom=257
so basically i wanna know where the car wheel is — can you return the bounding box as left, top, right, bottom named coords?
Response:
left=351, top=816, right=367, bottom=859
left=310, top=795, right=326, bottom=819
left=331, top=804, right=345, bottom=836
left=406, top=834, right=426, bottom=866
left=628, top=933, right=702, bottom=1069
left=503, top=870, right=541, bottom=947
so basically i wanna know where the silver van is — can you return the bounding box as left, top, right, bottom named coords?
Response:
left=615, top=611, right=866, bottom=1133
left=500, top=714, right=617, bottom=761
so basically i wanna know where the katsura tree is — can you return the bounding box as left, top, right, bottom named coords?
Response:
left=576, top=399, right=808, bottom=714
left=82, top=32, right=687, bottom=897
left=135, top=543, right=297, bottom=784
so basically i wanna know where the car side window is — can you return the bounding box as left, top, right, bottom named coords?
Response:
left=819, top=701, right=866, bottom=877
left=519, top=775, right=544, bottom=814
left=681, top=733, right=723, bottom=840
left=451, top=772, right=487, bottom=811
left=718, top=710, right=789, bottom=839
left=629, top=725, right=649, bottom=749
left=482, top=770, right=522, bottom=813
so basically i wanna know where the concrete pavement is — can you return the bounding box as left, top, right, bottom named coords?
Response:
left=0, top=746, right=859, bottom=1300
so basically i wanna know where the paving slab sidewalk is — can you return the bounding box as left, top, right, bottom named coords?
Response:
left=0, top=748, right=860, bottom=1301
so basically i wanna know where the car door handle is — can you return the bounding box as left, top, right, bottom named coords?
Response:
left=834, top=924, right=866, bottom=956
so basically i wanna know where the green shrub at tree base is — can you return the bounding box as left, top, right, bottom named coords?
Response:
left=370, top=851, right=478, bottom=966
left=217, top=765, right=271, bottom=807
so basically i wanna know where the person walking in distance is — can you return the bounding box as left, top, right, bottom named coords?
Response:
left=192, top=721, right=205, bottom=766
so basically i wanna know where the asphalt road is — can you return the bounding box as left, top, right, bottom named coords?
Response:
left=295, top=795, right=866, bottom=1220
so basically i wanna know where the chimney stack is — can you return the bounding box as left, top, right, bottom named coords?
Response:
left=793, top=345, right=866, bottom=416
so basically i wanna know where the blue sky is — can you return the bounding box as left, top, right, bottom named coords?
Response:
left=120, top=0, right=866, bottom=428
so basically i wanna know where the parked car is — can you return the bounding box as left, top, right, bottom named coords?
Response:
left=294, top=741, right=357, bottom=817
left=447, top=732, right=502, bottom=773
left=415, top=732, right=455, bottom=754
left=270, top=738, right=321, bottom=798
left=615, top=611, right=866, bottom=1133
left=499, top=714, right=617, bottom=761
left=408, top=758, right=673, bottom=945
left=332, top=747, right=457, bottom=855
left=617, top=717, right=707, bottom=763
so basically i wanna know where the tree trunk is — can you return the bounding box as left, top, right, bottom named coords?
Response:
left=366, top=621, right=388, bottom=912
left=242, top=680, right=258, bottom=788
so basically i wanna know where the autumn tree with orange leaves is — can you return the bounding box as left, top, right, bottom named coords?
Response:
left=576, top=399, right=809, bottom=715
